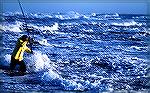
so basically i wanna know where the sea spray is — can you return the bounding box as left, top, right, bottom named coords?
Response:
left=0, top=21, right=23, bottom=32
left=25, top=51, right=57, bottom=73
left=3, top=54, right=11, bottom=66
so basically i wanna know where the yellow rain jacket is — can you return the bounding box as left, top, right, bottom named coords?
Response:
left=12, top=38, right=31, bottom=61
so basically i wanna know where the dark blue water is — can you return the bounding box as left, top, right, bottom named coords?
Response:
left=0, top=12, right=150, bottom=92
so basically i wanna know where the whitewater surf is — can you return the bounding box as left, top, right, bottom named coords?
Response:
left=0, top=12, right=150, bottom=92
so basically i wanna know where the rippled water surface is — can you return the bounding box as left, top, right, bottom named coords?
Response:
left=0, top=12, right=150, bottom=92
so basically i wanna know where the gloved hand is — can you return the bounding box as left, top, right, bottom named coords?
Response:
left=29, top=37, right=34, bottom=44
left=31, top=50, right=34, bottom=54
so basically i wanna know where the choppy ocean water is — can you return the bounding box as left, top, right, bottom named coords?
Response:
left=0, top=12, right=150, bottom=93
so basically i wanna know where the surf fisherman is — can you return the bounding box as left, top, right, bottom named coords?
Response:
left=10, top=35, right=32, bottom=75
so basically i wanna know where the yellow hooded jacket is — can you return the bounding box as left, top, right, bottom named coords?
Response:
left=12, top=38, right=31, bottom=61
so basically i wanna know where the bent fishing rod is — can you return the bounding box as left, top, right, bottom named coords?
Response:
left=17, top=0, right=33, bottom=50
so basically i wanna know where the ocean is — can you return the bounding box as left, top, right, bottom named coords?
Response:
left=0, top=12, right=150, bottom=93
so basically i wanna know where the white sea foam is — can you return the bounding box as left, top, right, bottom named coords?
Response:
left=1, top=20, right=59, bottom=33
left=3, top=54, right=11, bottom=66
left=29, top=22, right=59, bottom=33
left=0, top=21, right=23, bottom=32
left=42, top=69, right=61, bottom=80
left=54, top=11, right=81, bottom=20
left=41, top=69, right=90, bottom=91
left=25, top=51, right=57, bottom=72
left=112, top=21, right=142, bottom=27
left=31, top=13, right=52, bottom=18
left=38, top=39, right=50, bottom=46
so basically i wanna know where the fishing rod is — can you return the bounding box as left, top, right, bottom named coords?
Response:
left=17, top=0, right=28, bottom=34
left=17, top=0, right=33, bottom=50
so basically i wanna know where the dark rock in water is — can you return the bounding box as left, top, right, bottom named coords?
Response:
left=0, top=66, right=10, bottom=70
left=91, top=58, right=114, bottom=71
left=8, top=72, right=26, bottom=77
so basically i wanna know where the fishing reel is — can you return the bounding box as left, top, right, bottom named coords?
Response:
left=19, top=24, right=34, bottom=33
left=28, top=36, right=34, bottom=44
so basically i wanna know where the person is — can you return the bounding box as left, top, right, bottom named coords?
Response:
left=10, top=35, right=32, bottom=75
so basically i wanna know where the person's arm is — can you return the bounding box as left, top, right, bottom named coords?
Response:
left=25, top=46, right=32, bottom=53
left=24, top=41, right=32, bottom=53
